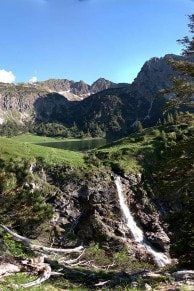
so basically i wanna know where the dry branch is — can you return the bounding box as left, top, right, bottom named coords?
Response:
left=95, top=280, right=111, bottom=286
left=0, top=224, right=84, bottom=288
left=20, top=264, right=51, bottom=288
left=0, top=224, right=31, bottom=245
left=172, top=270, right=194, bottom=280
left=0, top=224, right=84, bottom=255
left=0, top=263, right=21, bottom=277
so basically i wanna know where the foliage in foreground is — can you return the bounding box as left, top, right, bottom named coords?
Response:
left=0, top=239, right=159, bottom=291
left=163, top=14, right=194, bottom=111
left=0, top=157, right=53, bottom=236
left=96, top=111, right=193, bottom=173
left=152, top=137, right=194, bottom=267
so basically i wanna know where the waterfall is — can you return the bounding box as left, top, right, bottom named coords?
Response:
left=115, top=176, right=171, bottom=268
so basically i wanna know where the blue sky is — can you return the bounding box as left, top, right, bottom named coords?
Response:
left=0, top=0, right=193, bottom=84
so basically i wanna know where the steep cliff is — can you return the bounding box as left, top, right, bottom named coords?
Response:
left=0, top=83, right=47, bottom=124
left=27, top=162, right=171, bottom=267
left=32, top=77, right=124, bottom=100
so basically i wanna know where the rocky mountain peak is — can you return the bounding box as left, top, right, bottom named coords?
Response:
left=33, top=77, right=123, bottom=101
left=131, top=54, right=194, bottom=105
left=71, top=80, right=89, bottom=95
left=134, top=56, right=173, bottom=87
left=91, top=78, right=117, bottom=93
left=130, top=54, right=188, bottom=104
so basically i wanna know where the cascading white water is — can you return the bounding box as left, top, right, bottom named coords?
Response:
left=115, top=176, right=171, bottom=268
left=115, top=176, right=144, bottom=243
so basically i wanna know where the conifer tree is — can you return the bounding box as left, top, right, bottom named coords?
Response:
left=167, top=113, right=174, bottom=124
left=163, top=14, right=194, bottom=111
left=173, top=110, right=179, bottom=123
left=136, top=120, right=143, bottom=132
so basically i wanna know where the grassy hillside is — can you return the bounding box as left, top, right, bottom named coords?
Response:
left=96, top=128, right=159, bottom=173
left=96, top=124, right=168, bottom=174
left=0, top=136, right=85, bottom=167
left=96, top=112, right=194, bottom=172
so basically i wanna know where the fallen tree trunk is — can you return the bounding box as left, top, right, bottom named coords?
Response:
left=172, top=270, right=194, bottom=280
left=0, top=259, right=53, bottom=289
left=20, top=264, right=52, bottom=288
left=0, top=224, right=31, bottom=245
left=0, top=224, right=84, bottom=288
left=1, top=224, right=193, bottom=290
left=0, top=224, right=83, bottom=254
left=0, top=263, right=21, bottom=277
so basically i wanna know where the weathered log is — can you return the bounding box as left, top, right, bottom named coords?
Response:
left=0, top=224, right=31, bottom=245
left=142, top=271, right=166, bottom=279
left=0, top=224, right=84, bottom=254
left=0, top=224, right=85, bottom=288
left=95, top=280, right=111, bottom=286
left=0, top=263, right=21, bottom=277
left=20, top=264, right=51, bottom=288
left=172, top=270, right=194, bottom=280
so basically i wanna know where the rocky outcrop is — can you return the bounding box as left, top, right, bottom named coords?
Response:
left=130, top=54, right=194, bottom=125
left=34, top=77, right=124, bottom=100
left=131, top=54, right=194, bottom=103
left=131, top=55, right=175, bottom=103
left=34, top=165, right=171, bottom=265
left=0, top=78, right=128, bottom=126
left=90, top=78, right=128, bottom=94
left=0, top=83, right=48, bottom=124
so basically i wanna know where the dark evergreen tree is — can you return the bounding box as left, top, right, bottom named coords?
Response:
left=163, top=14, right=194, bottom=111
left=136, top=120, right=143, bottom=132
left=167, top=113, right=174, bottom=124
left=178, top=14, right=194, bottom=57
left=0, top=158, right=52, bottom=237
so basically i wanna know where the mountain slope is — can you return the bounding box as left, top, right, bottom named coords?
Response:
left=33, top=77, right=127, bottom=100
left=0, top=54, right=193, bottom=138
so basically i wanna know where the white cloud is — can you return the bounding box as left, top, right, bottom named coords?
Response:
left=0, top=69, right=16, bottom=83
left=29, top=76, right=38, bottom=83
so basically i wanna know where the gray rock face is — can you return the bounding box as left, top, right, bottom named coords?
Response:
left=0, top=83, right=48, bottom=123
left=36, top=166, right=171, bottom=264
left=131, top=56, right=174, bottom=103
left=131, top=54, right=194, bottom=103
left=90, top=78, right=121, bottom=94
left=38, top=79, right=73, bottom=92
left=0, top=77, right=127, bottom=124
left=35, top=77, right=121, bottom=100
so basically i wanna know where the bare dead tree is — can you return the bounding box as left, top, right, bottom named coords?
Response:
left=0, top=224, right=84, bottom=288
